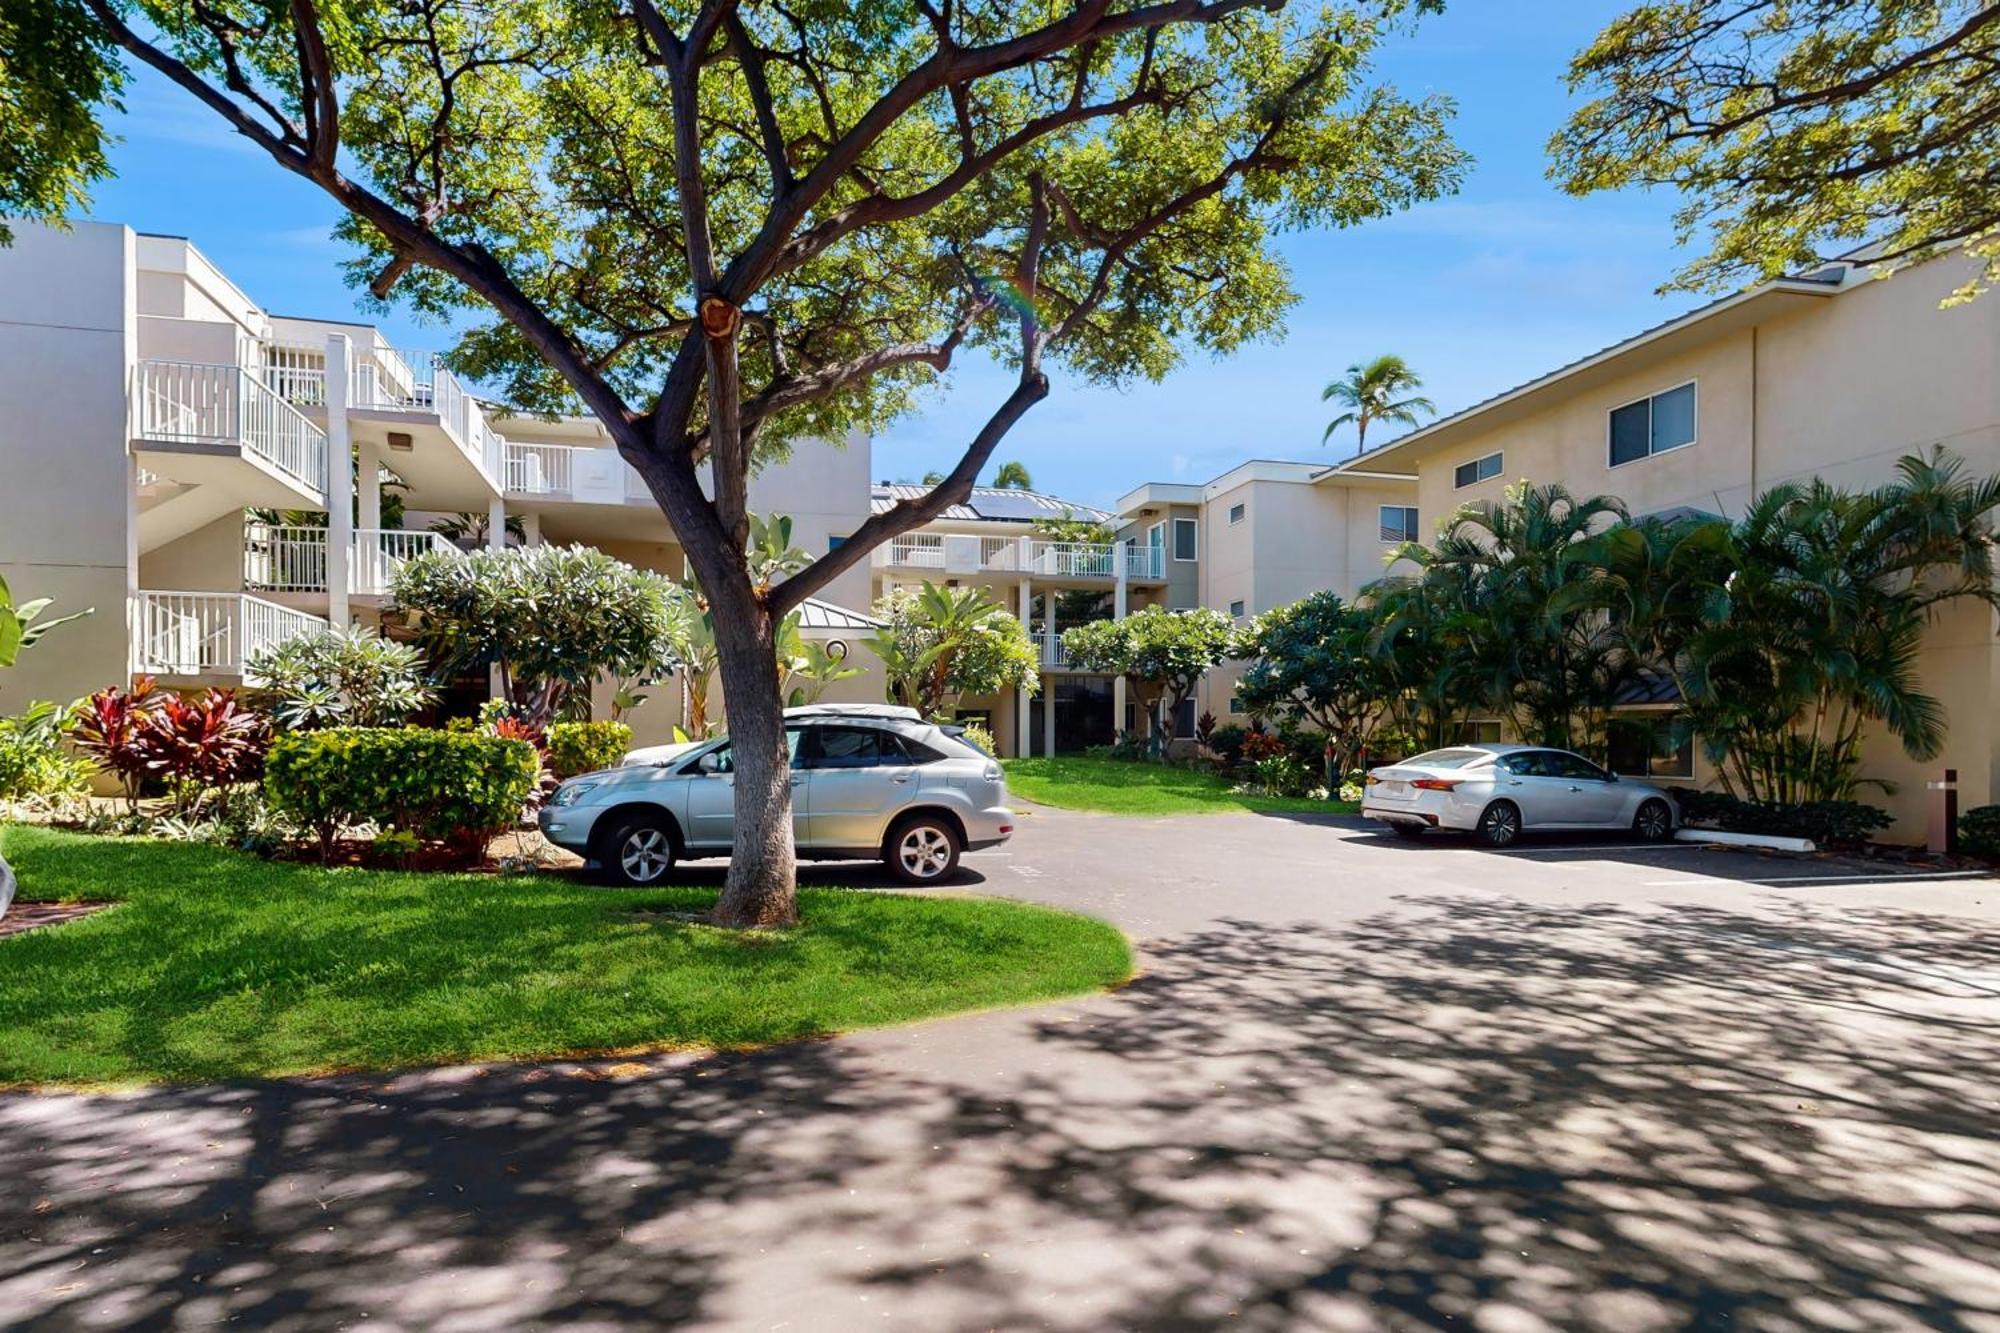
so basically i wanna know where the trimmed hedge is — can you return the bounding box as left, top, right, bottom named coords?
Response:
left=266, top=727, right=539, bottom=855
left=547, top=720, right=633, bottom=779
left=1674, top=789, right=1892, bottom=847
left=1959, top=805, right=2000, bottom=860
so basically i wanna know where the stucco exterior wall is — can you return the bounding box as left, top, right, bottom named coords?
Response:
left=0, top=221, right=136, bottom=707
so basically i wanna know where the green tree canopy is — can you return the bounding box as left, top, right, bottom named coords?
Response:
left=0, top=0, right=1466, bottom=925
left=864, top=583, right=1038, bottom=719
left=1236, top=591, right=1389, bottom=777
left=391, top=544, right=688, bottom=728
left=1062, top=605, right=1234, bottom=752
left=991, top=461, right=1033, bottom=491
left=1553, top=1, right=2000, bottom=305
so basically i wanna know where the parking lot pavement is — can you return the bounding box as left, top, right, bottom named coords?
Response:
left=4, top=807, right=1998, bottom=1331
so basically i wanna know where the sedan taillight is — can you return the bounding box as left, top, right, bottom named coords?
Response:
left=1411, top=777, right=1461, bottom=791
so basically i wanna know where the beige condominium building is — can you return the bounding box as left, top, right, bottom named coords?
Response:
left=1307, top=245, right=2000, bottom=836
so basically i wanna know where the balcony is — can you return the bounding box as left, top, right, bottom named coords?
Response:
left=243, top=524, right=458, bottom=597
left=875, top=534, right=1166, bottom=583
left=131, top=592, right=327, bottom=682
left=261, top=340, right=507, bottom=495
left=1031, top=631, right=1071, bottom=670
left=503, top=441, right=653, bottom=505
left=133, top=359, right=330, bottom=500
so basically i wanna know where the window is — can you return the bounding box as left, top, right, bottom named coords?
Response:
left=1379, top=505, right=1420, bottom=543
left=827, top=534, right=847, bottom=552
left=1228, top=599, right=1246, bottom=618
left=1458, top=719, right=1503, bottom=745
left=1228, top=502, right=1246, bottom=525
left=809, top=726, right=899, bottom=769
left=1607, top=716, right=1695, bottom=778
left=1545, top=752, right=1611, bottom=782
left=1174, top=698, right=1197, bottom=738
left=1228, top=697, right=1245, bottom=715
left=692, top=728, right=806, bottom=774
left=1608, top=382, right=1697, bottom=467
left=1146, top=520, right=1166, bottom=557
left=1172, top=517, right=1199, bottom=562
left=1453, top=452, right=1503, bottom=489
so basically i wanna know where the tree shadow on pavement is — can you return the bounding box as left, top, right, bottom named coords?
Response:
left=3, top=895, right=1996, bottom=1330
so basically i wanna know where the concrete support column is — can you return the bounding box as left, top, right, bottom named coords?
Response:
left=488, top=496, right=508, bottom=701
left=1042, top=592, right=1057, bottom=758
left=1016, top=578, right=1033, bottom=758
left=522, top=511, right=542, bottom=547
left=1112, top=540, right=1130, bottom=736
left=324, top=334, right=354, bottom=629
left=356, top=437, right=383, bottom=533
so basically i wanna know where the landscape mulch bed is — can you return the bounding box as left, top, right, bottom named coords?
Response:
left=0, top=902, right=111, bottom=938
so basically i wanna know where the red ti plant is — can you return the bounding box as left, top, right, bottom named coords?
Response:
left=147, top=690, right=269, bottom=817
left=71, top=676, right=169, bottom=810
left=71, top=680, right=269, bottom=816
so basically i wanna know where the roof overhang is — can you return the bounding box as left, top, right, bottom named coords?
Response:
left=1320, top=279, right=1843, bottom=476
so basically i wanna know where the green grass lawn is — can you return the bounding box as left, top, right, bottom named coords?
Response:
left=1003, top=756, right=1361, bottom=817
left=0, top=826, right=1131, bottom=1088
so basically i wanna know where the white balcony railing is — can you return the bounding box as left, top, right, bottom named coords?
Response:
left=135, top=360, right=329, bottom=496
left=875, top=535, right=1166, bottom=582
left=349, top=347, right=506, bottom=482
left=502, top=441, right=652, bottom=503
left=132, top=592, right=326, bottom=680
left=244, top=524, right=457, bottom=595
left=1031, top=631, right=1069, bottom=669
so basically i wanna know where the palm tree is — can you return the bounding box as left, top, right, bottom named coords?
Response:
left=991, top=461, right=1034, bottom=490
left=1321, top=354, right=1436, bottom=454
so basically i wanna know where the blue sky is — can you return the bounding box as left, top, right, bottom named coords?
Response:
left=83, top=1, right=1703, bottom=511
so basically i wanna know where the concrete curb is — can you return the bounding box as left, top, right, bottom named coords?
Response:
left=1674, top=828, right=1816, bottom=854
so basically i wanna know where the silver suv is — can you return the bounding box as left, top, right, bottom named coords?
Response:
left=539, top=705, right=1016, bottom=886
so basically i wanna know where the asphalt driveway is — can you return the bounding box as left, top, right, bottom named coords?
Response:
left=4, top=809, right=1999, bottom=1330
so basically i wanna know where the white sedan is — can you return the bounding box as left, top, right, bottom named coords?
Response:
left=1362, top=743, right=1678, bottom=847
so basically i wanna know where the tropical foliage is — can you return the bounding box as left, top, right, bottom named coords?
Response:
left=991, top=461, right=1034, bottom=491
left=1062, top=606, right=1235, bottom=756
left=1234, top=591, right=1390, bottom=784
left=248, top=626, right=436, bottom=730
left=0, top=701, right=92, bottom=803
left=392, top=544, right=687, bottom=728
left=70, top=679, right=268, bottom=817
left=1236, top=447, right=2000, bottom=811
left=1554, top=0, right=2000, bottom=306
left=1321, top=353, right=1435, bottom=452
left=265, top=727, right=539, bottom=861
left=546, top=721, right=634, bottom=780
left=0, top=573, right=88, bottom=675
left=864, top=584, right=1039, bottom=719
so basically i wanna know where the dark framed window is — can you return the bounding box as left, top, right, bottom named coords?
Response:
left=1227, top=502, right=1246, bottom=525
left=1228, top=697, right=1245, bottom=715
left=1458, top=719, right=1502, bottom=744
left=1174, top=698, right=1197, bottom=738
left=1228, top=599, right=1246, bottom=618
left=827, top=534, right=847, bottom=552
left=1453, top=452, right=1503, bottom=488
left=1172, top=517, right=1199, bottom=561
left=1607, top=716, right=1695, bottom=778
left=1609, top=382, right=1697, bottom=466
left=1379, top=505, right=1420, bottom=543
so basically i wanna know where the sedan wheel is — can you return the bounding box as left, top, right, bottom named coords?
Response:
left=1476, top=801, right=1522, bottom=848
left=888, top=818, right=961, bottom=885
left=599, top=817, right=677, bottom=886
left=1634, top=799, right=1674, bottom=843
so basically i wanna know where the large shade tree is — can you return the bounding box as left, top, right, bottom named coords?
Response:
left=3, top=0, right=1466, bottom=925
left=1553, top=0, right=2000, bottom=305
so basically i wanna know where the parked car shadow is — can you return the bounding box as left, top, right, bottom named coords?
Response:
left=4, top=894, right=1995, bottom=1328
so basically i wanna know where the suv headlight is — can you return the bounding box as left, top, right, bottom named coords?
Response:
left=551, top=781, right=598, bottom=807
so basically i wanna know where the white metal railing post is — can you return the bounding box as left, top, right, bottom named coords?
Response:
left=324, top=334, right=353, bottom=627
left=1113, top=539, right=1129, bottom=736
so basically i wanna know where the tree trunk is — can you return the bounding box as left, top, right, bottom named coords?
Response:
left=706, top=578, right=799, bottom=929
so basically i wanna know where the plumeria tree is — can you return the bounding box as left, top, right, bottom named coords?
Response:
left=4, top=0, right=1465, bottom=925
left=1235, top=591, right=1390, bottom=785
left=864, top=584, right=1038, bottom=719
left=1063, top=605, right=1235, bottom=756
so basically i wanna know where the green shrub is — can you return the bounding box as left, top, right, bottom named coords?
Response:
left=1675, top=790, right=1893, bottom=847
left=1083, top=732, right=1150, bottom=762
left=547, top=720, right=633, bottom=778
left=1208, top=723, right=1249, bottom=766
left=1959, top=805, right=2000, bottom=860
left=1245, top=753, right=1317, bottom=799
left=0, top=702, right=91, bottom=803
left=265, top=727, right=538, bottom=858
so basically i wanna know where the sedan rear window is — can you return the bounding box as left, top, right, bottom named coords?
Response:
left=1401, top=749, right=1491, bottom=769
